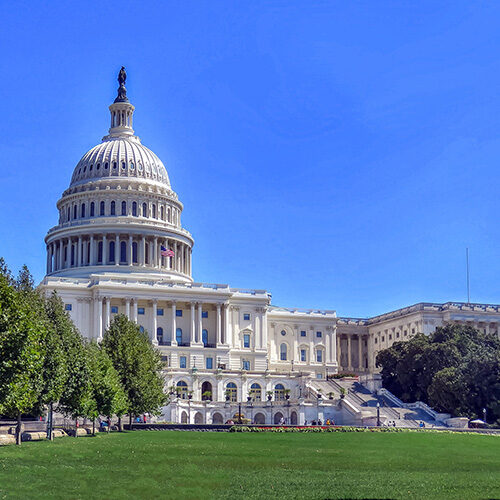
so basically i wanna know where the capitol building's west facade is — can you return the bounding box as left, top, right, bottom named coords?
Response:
left=40, top=72, right=500, bottom=426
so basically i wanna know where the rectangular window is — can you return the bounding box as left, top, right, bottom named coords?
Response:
left=157, top=308, right=164, bottom=316
left=243, top=313, right=250, bottom=321
left=111, top=306, right=118, bottom=314
left=389, top=334, right=392, bottom=340
left=243, top=334, right=250, bottom=348
left=411, top=328, right=415, bottom=334
left=206, top=357, right=213, bottom=369
left=202, top=311, right=208, bottom=318
left=138, top=307, right=145, bottom=315
left=316, top=331, right=322, bottom=338
left=396, top=332, right=400, bottom=338
left=180, top=356, right=186, bottom=369
left=316, top=373, right=323, bottom=379
left=176, top=309, right=183, bottom=317
left=382, top=336, right=385, bottom=342
left=300, top=349, right=306, bottom=362
left=375, top=338, right=378, bottom=344
left=64, top=304, right=72, bottom=311
left=300, top=330, right=306, bottom=337
left=242, top=360, right=250, bottom=371
left=316, top=350, right=323, bottom=362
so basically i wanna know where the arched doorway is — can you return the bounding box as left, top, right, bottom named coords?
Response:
left=181, top=411, right=188, bottom=424
left=290, top=411, right=298, bottom=425
left=254, top=413, right=265, bottom=424
left=194, top=412, right=204, bottom=424
left=212, top=412, right=223, bottom=424
left=274, top=411, right=284, bottom=424
left=201, top=381, right=213, bottom=400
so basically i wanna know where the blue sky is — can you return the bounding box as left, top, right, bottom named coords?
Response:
left=0, top=1, right=499, bottom=317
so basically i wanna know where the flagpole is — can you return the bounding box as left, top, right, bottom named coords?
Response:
left=466, top=247, right=470, bottom=304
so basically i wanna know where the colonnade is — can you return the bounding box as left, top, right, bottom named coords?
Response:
left=91, top=297, right=230, bottom=347
left=47, top=233, right=191, bottom=275
left=336, top=334, right=375, bottom=373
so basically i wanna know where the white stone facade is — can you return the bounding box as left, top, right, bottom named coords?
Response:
left=40, top=74, right=500, bottom=424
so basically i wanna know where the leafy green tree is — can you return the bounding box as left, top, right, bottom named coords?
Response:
left=0, top=273, right=47, bottom=444
left=102, top=314, right=166, bottom=430
left=86, top=341, right=128, bottom=434
left=377, top=324, right=500, bottom=423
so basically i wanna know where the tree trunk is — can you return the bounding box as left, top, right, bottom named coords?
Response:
left=129, top=414, right=133, bottom=430
left=75, top=418, right=78, bottom=437
left=118, top=416, right=123, bottom=432
left=48, top=402, right=54, bottom=441
left=107, top=416, right=110, bottom=433
left=16, top=413, right=23, bottom=445
left=92, top=418, right=95, bottom=436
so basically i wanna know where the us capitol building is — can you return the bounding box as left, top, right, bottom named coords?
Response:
left=40, top=70, right=500, bottom=426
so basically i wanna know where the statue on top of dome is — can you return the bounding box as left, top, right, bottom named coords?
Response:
left=114, top=66, right=129, bottom=103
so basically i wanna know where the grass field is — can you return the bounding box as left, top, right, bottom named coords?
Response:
left=0, top=430, right=498, bottom=499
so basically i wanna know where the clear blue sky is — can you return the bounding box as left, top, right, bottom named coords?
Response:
left=0, top=1, right=499, bottom=317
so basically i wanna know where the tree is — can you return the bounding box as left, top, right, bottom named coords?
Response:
left=102, top=315, right=166, bottom=430
left=377, top=324, right=500, bottom=423
left=0, top=273, right=47, bottom=444
left=86, top=341, right=128, bottom=434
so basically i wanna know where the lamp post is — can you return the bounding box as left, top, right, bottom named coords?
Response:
left=238, top=402, right=242, bottom=424
left=376, top=402, right=380, bottom=427
left=483, top=408, right=487, bottom=424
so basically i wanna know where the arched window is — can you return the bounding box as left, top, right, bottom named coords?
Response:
left=157, top=327, right=163, bottom=344
left=280, top=343, right=288, bottom=361
left=73, top=205, right=77, bottom=219
left=120, top=241, right=126, bottom=263
left=70, top=244, right=75, bottom=266
left=109, top=241, right=115, bottom=263
left=132, top=242, right=138, bottom=263
left=202, top=329, right=208, bottom=346
left=121, top=201, right=127, bottom=216
left=67, top=207, right=70, bottom=221
left=110, top=201, right=116, bottom=216
left=316, top=348, right=323, bottom=363
left=97, top=241, right=103, bottom=263
left=100, top=201, right=105, bottom=216
left=226, top=382, right=237, bottom=402
left=274, top=384, right=285, bottom=401
left=201, top=381, right=212, bottom=400
left=132, top=202, right=137, bottom=216
left=250, top=383, right=262, bottom=401
left=176, top=380, right=188, bottom=399
left=142, top=203, right=147, bottom=217
left=81, top=203, right=85, bottom=218
left=152, top=204, right=156, bottom=218
left=176, top=328, right=183, bottom=345
left=90, top=202, right=95, bottom=217
left=160, top=206, right=164, bottom=220
left=167, top=208, right=171, bottom=222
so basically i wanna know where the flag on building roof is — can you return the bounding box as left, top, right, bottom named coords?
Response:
left=161, top=246, right=174, bottom=257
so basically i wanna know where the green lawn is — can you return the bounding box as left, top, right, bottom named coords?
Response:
left=0, top=430, right=498, bottom=499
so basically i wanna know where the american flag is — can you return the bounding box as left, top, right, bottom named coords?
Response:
left=161, top=245, right=175, bottom=257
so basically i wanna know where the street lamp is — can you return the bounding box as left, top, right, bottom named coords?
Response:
left=483, top=408, right=487, bottom=424
left=376, top=402, right=380, bottom=427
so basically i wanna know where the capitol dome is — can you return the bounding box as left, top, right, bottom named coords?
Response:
left=44, top=68, right=194, bottom=282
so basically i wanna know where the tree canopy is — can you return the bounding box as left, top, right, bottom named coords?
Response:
left=376, top=324, right=500, bottom=424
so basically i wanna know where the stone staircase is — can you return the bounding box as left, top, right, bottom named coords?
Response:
left=309, top=378, right=447, bottom=428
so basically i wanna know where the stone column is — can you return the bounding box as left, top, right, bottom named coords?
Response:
left=104, top=297, right=111, bottom=330
left=96, top=296, right=103, bottom=341
left=190, top=302, right=196, bottom=345
left=337, top=334, right=341, bottom=370
left=141, top=236, right=146, bottom=266
left=325, top=331, right=331, bottom=364
left=125, top=299, right=131, bottom=319
left=115, top=235, right=120, bottom=265
left=331, top=327, right=337, bottom=365
left=293, top=325, right=299, bottom=362
left=154, top=237, right=159, bottom=268
left=132, top=300, right=138, bottom=323
left=171, top=301, right=177, bottom=346
left=152, top=300, right=158, bottom=345
left=347, top=335, right=352, bottom=371
left=128, top=235, right=133, bottom=265
left=58, top=240, right=63, bottom=270
left=261, top=310, right=268, bottom=350
left=367, top=334, right=375, bottom=371
left=77, top=236, right=82, bottom=266
left=197, top=302, right=203, bottom=344
left=216, top=303, right=222, bottom=346
left=102, top=235, right=107, bottom=265
left=90, top=236, right=96, bottom=266
left=358, top=335, right=363, bottom=371
left=224, top=303, right=230, bottom=345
